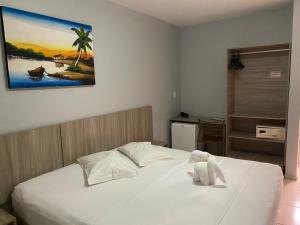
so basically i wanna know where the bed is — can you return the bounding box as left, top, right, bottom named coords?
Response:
left=0, top=106, right=283, bottom=225
left=12, top=148, right=283, bottom=225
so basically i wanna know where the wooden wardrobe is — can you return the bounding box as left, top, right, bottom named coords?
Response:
left=226, top=44, right=291, bottom=169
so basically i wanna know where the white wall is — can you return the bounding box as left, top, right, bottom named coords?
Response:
left=286, top=0, right=300, bottom=179
left=0, top=0, right=180, bottom=142
left=180, top=6, right=293, bottom=117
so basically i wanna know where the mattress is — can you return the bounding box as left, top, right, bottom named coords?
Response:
left=12, top=148, right=283, bottom=225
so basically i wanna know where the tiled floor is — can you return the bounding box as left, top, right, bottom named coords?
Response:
left=277, top=178, right=300, bottom=225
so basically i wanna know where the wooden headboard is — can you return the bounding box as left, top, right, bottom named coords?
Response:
left=61, top=106, right=153, bottom=165
left=0, top=125, right=63, bottom=205
left=0, top=106, right=153, bottom=205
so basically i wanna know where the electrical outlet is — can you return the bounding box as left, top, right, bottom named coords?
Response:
left=172, top=91, right=177, bottom=98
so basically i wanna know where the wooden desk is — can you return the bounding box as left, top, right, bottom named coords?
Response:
left=171, top=116, right=199, bottom=124
left=199, top=120, right=226, bottom=156
left=171, top=116, right=225, bottom=125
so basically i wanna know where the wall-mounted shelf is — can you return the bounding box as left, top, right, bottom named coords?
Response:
left=228, top=131, right=285, bottom=143
left=228, top=113, right=286, bottom=121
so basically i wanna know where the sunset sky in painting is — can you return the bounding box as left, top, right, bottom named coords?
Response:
left=2, top=7, right=93, bottom=58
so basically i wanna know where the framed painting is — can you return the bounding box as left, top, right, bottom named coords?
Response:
left=0, top=6, right=95, bottom=89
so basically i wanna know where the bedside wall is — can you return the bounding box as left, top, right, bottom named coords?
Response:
left=0, top=0, right=180, bottom=142
left=180, top=6, right=293, bottom=117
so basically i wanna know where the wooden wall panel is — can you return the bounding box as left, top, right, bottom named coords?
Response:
left=61, top=106, right=153, bottom=165
left=0, top=137, right=13, bottom=205
left=125, top=106, right=153, bottom=142
left=0, top=125, right=63, bottom=205
left=233, top=53, right=290, bottom=117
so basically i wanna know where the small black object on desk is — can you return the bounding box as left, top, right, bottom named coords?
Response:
left=180, top=112, right=190, bottom=118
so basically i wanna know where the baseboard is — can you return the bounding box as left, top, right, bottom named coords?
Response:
left=285, top=174, right=298, bottom=180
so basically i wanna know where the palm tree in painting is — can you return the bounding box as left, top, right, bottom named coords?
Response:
left=71, top=27, right=92, bottom=67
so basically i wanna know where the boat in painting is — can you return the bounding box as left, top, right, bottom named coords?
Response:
left=28, top=66, right=45, bottom=77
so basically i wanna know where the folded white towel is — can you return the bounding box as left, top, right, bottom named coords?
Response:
left=193, top=156, right=226, bottom=185
left=207, top=156, right=226, bottom=183
left=193, top=162, right=213, bottom=185
left=189, top=150, right=215, bottom=163
left=207, top=159, right=216, bottom=185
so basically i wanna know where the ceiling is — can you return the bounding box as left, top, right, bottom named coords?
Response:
left=108, top=0, right=291, bottom=26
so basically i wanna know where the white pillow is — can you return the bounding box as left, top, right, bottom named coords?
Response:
left=118, top=142, right=174, bottom=167
left=77, top=150, right=139, bottom=186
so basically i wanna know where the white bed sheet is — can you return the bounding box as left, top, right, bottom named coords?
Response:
left=12, top=148, right=283, bottom=225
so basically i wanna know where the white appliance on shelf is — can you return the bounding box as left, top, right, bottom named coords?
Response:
left=171, top=122, right=198, bottom=151
left=256, top=125, right=286, bottom=140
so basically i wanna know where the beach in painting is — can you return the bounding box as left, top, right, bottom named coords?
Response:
left=1, top=7, right=95, bottom=89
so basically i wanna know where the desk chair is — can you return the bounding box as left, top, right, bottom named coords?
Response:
left=198, top=120, right=226, bottom=156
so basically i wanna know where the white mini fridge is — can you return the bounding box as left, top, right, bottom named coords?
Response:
left=171, top=122, right=198, bottom=151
